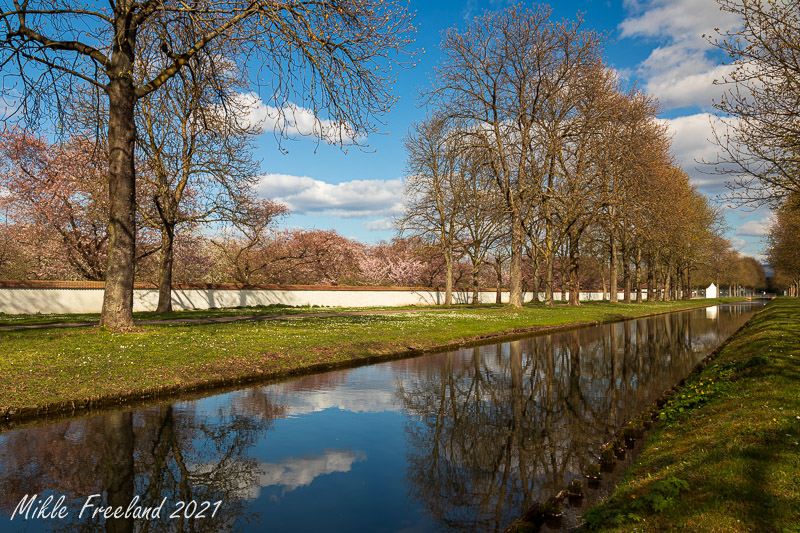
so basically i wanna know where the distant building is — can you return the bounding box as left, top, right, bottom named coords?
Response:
left=706, top=283, right=718, bottom=299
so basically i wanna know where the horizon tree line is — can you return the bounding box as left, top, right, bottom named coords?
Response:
left=0, top=0, right=784, bottom=310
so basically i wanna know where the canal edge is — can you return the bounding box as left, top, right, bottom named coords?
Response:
left=501, top=300, right=770, bottom=532
left=1, top=299, right=748, bottom=430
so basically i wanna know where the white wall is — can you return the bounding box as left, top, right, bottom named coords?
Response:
left=0, top=287, right=651, bottom=315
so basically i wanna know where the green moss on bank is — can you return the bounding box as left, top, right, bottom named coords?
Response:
left=580, top=297, right=800, bottom=532
left=1, top=299, right=741, bottom=421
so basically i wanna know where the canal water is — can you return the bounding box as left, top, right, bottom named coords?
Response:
left=0, top=302, right=763, bottom=532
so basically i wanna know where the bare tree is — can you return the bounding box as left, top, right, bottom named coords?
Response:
left=1, top=0, right=414, bottom=329
left=208, top=198, right=289, bottom=284
left=134, top=34, right=261, bottom=312
left=456, top=147, right=506, bottom=304
left=543, top=64, right=625, bottom=306
left=595, top=90, right=664, bottom=303
left=766, top=197, right=800, bottom=296
left=708, top=0, right=800, bottom=206
left=399, top=115, right=464, bottom=305
left=428, top=5, right=604, bottom=308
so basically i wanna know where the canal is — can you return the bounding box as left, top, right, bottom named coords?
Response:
left=0, top=302, right=763, bottom=532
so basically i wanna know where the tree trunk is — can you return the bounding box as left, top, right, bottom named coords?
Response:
left=635, top=247, right=642, bottom=303
left=653, top=266, right=661, bottom=301
left=664, top=269, right=672, bottom=302
left=509, top=215, right=523, bottom=308
left=104, top=411, right=134, bottom=533
left=568, top=229, right=580, bottom=306
left=622, top=241, right=631, bottom=304
left=609, top=235, right=618, bottom=303
left=624, top=273, right=632, bottom=304
left=471, top=259, right=480, bottom=305
left=156, top=223, right=175, bottom=313
left=444, top=247, right=453, bottom=305
left=545, top=249, right=555, bottom=306
left=493, top=259, right=503, bottom=304
left=100, top=70, right=138, bottom=330
left=561, top=244, right=568, bottom=303
left=646, top=259, right=654, bottom=302
left=684, top=266, right=692, bottom=300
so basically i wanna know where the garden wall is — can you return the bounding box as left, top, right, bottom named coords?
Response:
left=0, top=280, right=643, bottom=314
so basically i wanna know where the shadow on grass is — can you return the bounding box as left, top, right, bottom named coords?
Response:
left=581, top=298, right=800, bottom=532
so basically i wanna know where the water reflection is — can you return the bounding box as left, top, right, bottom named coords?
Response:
left=0, top=303, right=762, bottom=532
left=0, top=402, right=276, bottom=531
left=396, top=304, right=752, bottom=531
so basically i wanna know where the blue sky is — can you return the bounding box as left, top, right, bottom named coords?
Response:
left=248, top=0, right=771, bottom=259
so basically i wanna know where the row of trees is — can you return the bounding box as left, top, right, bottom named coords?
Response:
left=0, top=3, right=769, bottom=307
left=767, top=198, right=800, bottom=296
left=0, top=0, right=415, bottom=329
left=709, top=0, right=799, bottom=296
left=0, top=138, right=766, bottom=298
left=1, top=0, right=786, bottom=322
left=693, top=237, right=767, bottom=297
left=398, top=5, right=757, bottom=308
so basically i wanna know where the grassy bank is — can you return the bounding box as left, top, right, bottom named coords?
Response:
left=581, top=297, right=800, bottom=532
left=1, top=298, right=740, bottom=422
left=0, top=302, right=500, bottom=327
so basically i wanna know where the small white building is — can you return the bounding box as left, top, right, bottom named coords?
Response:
left=706, top=283, right=718, bottom=299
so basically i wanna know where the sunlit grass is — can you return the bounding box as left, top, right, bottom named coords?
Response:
left=0, top=297, right=746, bottom=327
left=0, top=302, right=503, bottom=327
left=1, top=298, right=745, bottom=415
left=581, top=297, right=800, bottom=532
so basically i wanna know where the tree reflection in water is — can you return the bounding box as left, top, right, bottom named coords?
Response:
left=397, top=306, right=751, bottom=532
left=0, top=303, right=758, bottom=533
left=0, top=389, right=285, bottom=532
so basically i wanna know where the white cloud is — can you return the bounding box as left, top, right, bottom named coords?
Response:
left=619, top=0, right=737, bottom=41
left=643, top=61, right=732, bottom=110
left=659, top=113, right=730, bottom=196
left=735, top=216, right=774, bottom=237
left=268, top=366, right=402, bottom=415
left=275, top=387, right=400, bottom=416
left=363, top=218, right=397, bottom=232
left=659, top=114, right=774, bottom=260
left=256, top=173, right=404, bottom=218
left=210, top=449, right=367, bottom=500
left=255, top=449, right=367, bottom=494
left=729, top=237, right=747, bottom=249
left=619, top=0, right=741, bottom=110
left=236, top=92, right=358, bottom=144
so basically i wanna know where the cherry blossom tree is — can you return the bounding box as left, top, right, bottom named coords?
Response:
left=0, top=129, right=109, bottom=280
left=360, top=239, right=426, bottom=287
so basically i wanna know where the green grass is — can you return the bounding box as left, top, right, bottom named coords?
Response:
left=0, top=298, right=744, bottom=419
left=0, top=297, right=745, bottom=327
left=580, top=297, right=800, bottom=532
left=0, top=302, right=519, bottom=327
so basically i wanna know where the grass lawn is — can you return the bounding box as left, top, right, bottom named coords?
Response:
left=580, top=297, right=800, bottom=532
left=1, top=298, right=744, bottom=421
left=0, top=302, right=495, bottom=327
